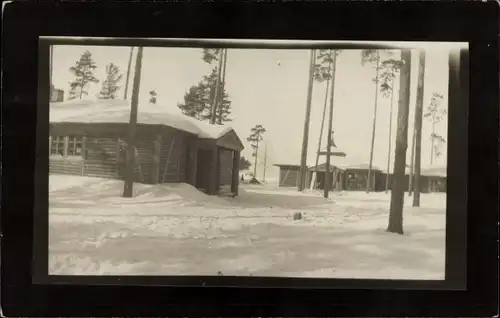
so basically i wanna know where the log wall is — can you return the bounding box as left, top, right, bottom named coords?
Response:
left=49, top=157, right=84, bottom=175
left=158, top=128, right=191, bottom=183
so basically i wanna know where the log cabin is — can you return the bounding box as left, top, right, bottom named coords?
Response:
left=49, top=100, right=244, bottom=196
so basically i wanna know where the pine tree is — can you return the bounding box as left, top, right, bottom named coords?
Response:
left=239, top=156, right=252, bottom=171
left=149, top=90, right=158, bottom=104
left=246, top=125, right=266, bottom=181
left=98, top=63, right=123, bottom=100
left=424, top=93, right=446, bottom=165
left=177, top=68, right=232, bottom=124
left=68, top=50, right=99, bottom=100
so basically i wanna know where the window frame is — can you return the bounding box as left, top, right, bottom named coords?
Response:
left=49, top=135, right=85, bottom=159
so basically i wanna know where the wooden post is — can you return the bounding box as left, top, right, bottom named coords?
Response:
left=298, top=49, right=316, bottom=191
left=231, top=151, right=240, bottom=196
left=63, top=136, right=69, bottom=157
left=123, top=46, right=143, bottom=198
left=49, top=136, right=52, bottom=154
left=152, top=133, right=162, bottom=184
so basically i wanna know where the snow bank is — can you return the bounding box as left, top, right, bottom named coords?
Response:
left=50, top=100, right=233, bottom=139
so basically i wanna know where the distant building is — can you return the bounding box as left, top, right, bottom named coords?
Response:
left=50, top=85, right=64, bottom=102
left=276, top=160, right=433, bottom=192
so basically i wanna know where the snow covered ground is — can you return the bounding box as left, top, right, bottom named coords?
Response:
left=49, top=175, right=446, bottom=279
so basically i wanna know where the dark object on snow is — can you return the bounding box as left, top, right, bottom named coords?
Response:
left=249, top=177, right=261, bottom=184
left=241, top=174, right=244, bottom=181
left=293, top=212, right=303, bottom=220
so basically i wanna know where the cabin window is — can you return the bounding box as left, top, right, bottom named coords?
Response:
left=67, top=136, right=83, bottom=156
left=50, top=135, right=84, bottom=158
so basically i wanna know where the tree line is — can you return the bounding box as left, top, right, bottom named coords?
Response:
left=64, top=48, right=262, bottom=177
left=300, top=48, right=448, bottom=234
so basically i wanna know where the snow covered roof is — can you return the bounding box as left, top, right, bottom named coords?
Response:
left=49, top=99, right=234, bottom=139
left=421, top=166, right=447, bottom=177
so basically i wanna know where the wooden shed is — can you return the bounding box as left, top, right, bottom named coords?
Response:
left=49, top=100, right=244, bottom=196
left=307, top=163, right=346, bottom=191
left=274, top=164, right=302, bottom=187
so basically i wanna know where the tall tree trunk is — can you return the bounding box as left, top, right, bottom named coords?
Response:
left=311, top=63, right=332, bottom=190
left=408, top=129, right=416, bottom=196
left=385, top=77, right=396, bottom=193
left=124, top=47, right=134, bottom=100
left=387, top=49, right=412, bottom=235
left=413, top=51, right=426, bottom=207
left=324, top=50, right=338, bottom=199
left=298, top=49, right=317, bottom=191
left=79, top=77, right=85, bottom=99
left=253, top=137, right=260, bottom=177
left=123, top=46, right=144, bottom=198
left=210, top=50, right=224, bottom=125
left=216, top=49, right=228, bottom=125
left=366, top=50, right=381, bottom=193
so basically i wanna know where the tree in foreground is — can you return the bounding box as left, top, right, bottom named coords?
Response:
left=387, top=49, right=412, bottom=235
left=68, top=50, right=99, bottom=100
left=360, top=49, right=382, bottom=193
left=97, top=63, right=123, bottom=100
left=424, top=92, right=446, bottom=165
left=360, top=49, right=397, bottom=193
left=310, top=49, right=335, bottom=190
left=123, top=47, right=134, bottom=100
left=246, top=125, right=267, bottom=183
left=201, top=48, right=228, bottom=124
left=412, top=50, right=427, bottom=207
left=122, top=47, right=144, bottom=198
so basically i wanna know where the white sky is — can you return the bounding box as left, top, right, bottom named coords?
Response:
left=52, top=43, right=456, bottom=179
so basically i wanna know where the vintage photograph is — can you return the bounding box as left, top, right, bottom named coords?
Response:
left=48, top=40, right=454, bottom=279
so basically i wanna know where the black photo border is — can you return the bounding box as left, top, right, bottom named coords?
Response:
left=2, top=1, right=498, bottom=317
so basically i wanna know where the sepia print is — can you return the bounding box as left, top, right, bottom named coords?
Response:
left=47, top=39, right=460, bottom=279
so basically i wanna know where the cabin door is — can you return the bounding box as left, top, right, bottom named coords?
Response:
left=195, top=149, right=211, bottom=191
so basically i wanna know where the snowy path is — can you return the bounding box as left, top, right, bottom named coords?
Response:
left=49, top=175, right=446, bottom=279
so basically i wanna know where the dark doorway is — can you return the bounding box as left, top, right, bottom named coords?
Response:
left=196, top=149, right=212, bottom=191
